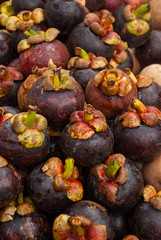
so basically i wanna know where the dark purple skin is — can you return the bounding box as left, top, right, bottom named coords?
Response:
left=44, top=0, right=85, bottom=35
left=0, top=210, right=52, bottom=240
left=27, top=163, right=72, bottom=214
left=27, top=77, right=85, bottom=128
left=0, top=31, right=17, bottom=66
left=116, top=49, right=133, bottom=71
left=138, top=82, right=161, bottom=111
left=12, top=0, right=46, bottom=14
left=85, top=75, right=137, bottom=119
left=111, top=212, right=130, bottom=240
left=1, top=106, right=20, bottom=115
left=86, top=0, right=105, bottom=11
left=70, top=67, right=102, bottom=92
left=48, top=135, right=65, bottom=160
left=135, top=30, right=161, bottom=68
left=0, top=162, right=20, bottom=208
left=0, top=79, right=23, bottom=107
left=113, top=4, right=152, bottom=48
left=64, top=200, right=115, bottom=240
left=60, top=123, right=114, bottom=167
left=86, top=159, right=144, bottom=213
left=19, top=39, right=70, bottom=77
left=129, top=200, right=161, bottom=240
left=68, top=22, right=115, bottom=61
left=113, top=115, right=161, bottom=161
left=0, top=119, right=50, bottom=169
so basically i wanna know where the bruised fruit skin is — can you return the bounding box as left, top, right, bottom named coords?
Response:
left=0, top=108, right=50, bottom=169
left=44, top=0, right=86, bottom=35
left=27, top=65, right=85, bottom=128
left=64, top=200, right=115, bottom=240
left=0, top=156, right=20, bottom=208
left=113, top=99, right=161, bottom=161
left=113, top=1, right=152, bottom=48
left=85, top=68, right=137, bottom=119
left=60, top=104, right=114, bottom=167
left=86, top=155, right=144, bottom=213
left=0, top=207, right=52, bottom=239
left=129, top=185, right=161, bottom=240
left=27, top=157, right=84, bottom=214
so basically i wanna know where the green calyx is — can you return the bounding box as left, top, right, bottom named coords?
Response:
left=126, top=19, right=149, bottom=36
left=63, top=158, right=75, bottom=179
left=106, top=157, right=123, bottom=178
left=75, top=47, right=89, bottom=59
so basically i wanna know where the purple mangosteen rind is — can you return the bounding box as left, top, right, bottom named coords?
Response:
left=27, top=163, right=72, bottom=214
left=12, top=0, right=45, bottom=14
left=60, top=122, right=114, bottom=167
left=129, top=200, right=161, bottom=240
left=68, top=22, right=115, bottom=61
left=0, top=209, right=52, bottom=239
left=27, top=77, right=85, bottom=128
left=86, top=158, right=144, bottom=212
left=64, top=200, right=115, bottom=240
left=0, top=160, right=20, bottom=208
left=0, top=118, right=50, bottom=169
left=85, top=72, right=137, bottom=119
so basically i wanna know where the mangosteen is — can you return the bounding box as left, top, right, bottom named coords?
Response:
left=0, top=65, right=24, bottom=107
left=86, top=153, right=144, bottom=213
left=113, top=0, right=152, bottom=48
left=0, top=30, right=16, bottom=65
left=27, top=157, right=84, bottom=214
left=129, top=185, right=161, bottom=240
left=0, top=155, right=20, bottom=208
left=85, top=0, right=104, bottom=12
left=68, top=47, right=108, bottom=91
left=0, top=194, right=52, bottom=239
left=109, top=40, right=133, bottom=71
left=103, top=0, right=124, bottom=13
left=26, top=61, right=85, bottom=128
left=44, top=0, right=85, bottom=35
left=60, top=104, right=114, bottom=167
left=0, top=105, right=50, bottom=169
left=113, top=98, right=161, bottom=162
left=136, top=74, right=161, bottom=110
left=68, top=9, right=121, bottom=61
left=85, top=68, right=137, bottom=119
left=12, top=0, right=46, bottom=14
left=17, top=27, right=70, bottom=76
left=60, top=200, right=115, bottom=240
left=135, top=30, right=161, bottom=68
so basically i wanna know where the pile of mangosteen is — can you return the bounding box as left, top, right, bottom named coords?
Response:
left=0, top=0, right=161, bottom=239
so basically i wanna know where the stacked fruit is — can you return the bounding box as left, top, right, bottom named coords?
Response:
left=0, top=0, right=161, bottom=239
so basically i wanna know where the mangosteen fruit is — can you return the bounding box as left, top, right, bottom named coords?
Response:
left=86, top=0, right=104, bottom=12
left=129, top=185, right=161, bottom=240
left=135, top=30, right=161, bottom=68
left=113, top=0, right=152, bottom=48
left=103, top=0, right=124, bottom=12
left=27, top=157, right=84, bottom=214
left=60, top=104, right=114, bottom=167
left=68, top=9, right=121, bottom=61
left=17, top=27, right=70, bottom=76
left=136, top=74, right=161, bottom=110
left=86, top=153, right=144, bottom=213
left=0, top=197, right=52, bottom=239
left=113, top=98, right=161, bottom=161
left=0, top=105, right=50, bottom=169
left=44, top=0, right=85, bottom=35
left=85, top=68, right=137, bottom=119
left=0, top=155, right=20, bottom=208
left=68, top=47, right=108, bottom=91
left=26, top=61, right=85, bottom=128
left=12, top=0, right=46, bottom=14
left=60, top=200, right=115, bottom=240
left=0, top=65, right=24, bottom=107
